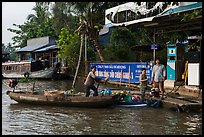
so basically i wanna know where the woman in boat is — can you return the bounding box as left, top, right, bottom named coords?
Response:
left=84, top=66, right=101, bottom=97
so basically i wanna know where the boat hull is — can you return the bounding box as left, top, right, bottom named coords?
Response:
left=2, top=68, right=54, bottom=79
left=114, top=101, right=147, bottom=107
left=7, top=91, right=115, bottom=108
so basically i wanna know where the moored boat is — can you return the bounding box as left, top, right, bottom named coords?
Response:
left=114, top=101, right=147, bottom=107
left=113, top=99, right=161, bottom=108
left=2, top=67, right=55, bottom=79
left=113, top=93, right=162, bottom=108
left=2, top=61, right=59, bottom=79
left=6, top=90, right=116, bottom=108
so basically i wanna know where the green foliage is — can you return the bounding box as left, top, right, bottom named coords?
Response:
left=2, top=43, right=18, bottom=61
left=129, top=27, right=154, bottom=45
left=87, top=45, right=97, bottom=61
left=7, top=2, right=56, bottom=48
left=2, top=43, right=15, bottom=53
left=104, top=27, right=134, bottom=61
left=181, top=9, right=202, bottom=22
left=18, top=78, right=35, bottom=83
left=188, top=35, right=202, bottom=51
left=156, top=47, right=167, bottom=65
left=110, top=27, right=135, bottom=47
left=52, top=2, right=78, bottom=35
left=56, top=28, right=80, bottom=73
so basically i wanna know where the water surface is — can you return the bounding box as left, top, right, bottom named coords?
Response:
left=2, top=79, right=202, bottom=135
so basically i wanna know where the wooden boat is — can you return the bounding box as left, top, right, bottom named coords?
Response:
left=113, top=94, right=162, bottom=108
left=114, top=99, right=161, bottom=108
left=6, top=90, right=116, bottom=108
left=2, top=67, right=55, bottom=79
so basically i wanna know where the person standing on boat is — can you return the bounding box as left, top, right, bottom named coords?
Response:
left=151, top=57, right=166, bottom=97
left=139, top=68, right=148, bottom=101
left=84, top=66, right=101, bottom=97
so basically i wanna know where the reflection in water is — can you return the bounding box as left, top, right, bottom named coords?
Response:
left=2, top=79, right=202, bottom=135
left=184, top=115, right=202, bottom=135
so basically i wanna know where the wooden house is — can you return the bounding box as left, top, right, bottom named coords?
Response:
left=15, top=36, right=59, bottom=68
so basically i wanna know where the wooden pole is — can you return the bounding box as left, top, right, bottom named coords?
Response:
left=153, top=28, right=156, bottom=64
left=85, top=35, right=88, bottom=76
left=72, top=33, right=84, bottom=89
left=128, top=66, right=131, bottom=88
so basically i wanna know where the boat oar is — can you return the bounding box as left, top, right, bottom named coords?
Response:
left=96, top=76, right=109, bottom=90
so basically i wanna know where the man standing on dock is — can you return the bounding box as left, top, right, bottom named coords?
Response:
left=151, top=58, right=166, bottom=98
left=84, top=66, right=101, bottom=97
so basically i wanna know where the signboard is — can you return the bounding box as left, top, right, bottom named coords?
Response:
left=151, top=44, right=158, bottom=50
left=90, top=62, right=152, bottom=84
left=168, top=48, right=176, bottom=56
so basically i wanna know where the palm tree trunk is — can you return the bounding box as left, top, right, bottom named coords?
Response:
left=92, top=27, right=105, bottom=62
left=89, top=2, right=105, bottom=62
left=72, top=33, right=84, bottom=89
left=94, top=41, right=105, bottom=62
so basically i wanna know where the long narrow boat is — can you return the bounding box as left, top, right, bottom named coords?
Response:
left=6, top=90, right=116, bottom=108
left=2, top=67, right=55, bottom=79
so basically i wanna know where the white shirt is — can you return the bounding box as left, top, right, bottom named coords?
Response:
left=84, top=71, right=96, bottom=86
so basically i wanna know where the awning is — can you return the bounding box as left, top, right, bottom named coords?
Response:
left=101, top=2, right=202, bottom=31
left=157, top=2, right=202, bottom=16
left=34, top=45, right=58, bottom=52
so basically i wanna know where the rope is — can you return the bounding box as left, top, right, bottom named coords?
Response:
left=167, top=81, right=185, bottom=95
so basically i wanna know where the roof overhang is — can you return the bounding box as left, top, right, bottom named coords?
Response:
left=34, top=45, right=58, bottom=52
left=101, top=2, right=202, bottom=35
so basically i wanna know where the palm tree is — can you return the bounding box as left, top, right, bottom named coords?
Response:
left=26, top=2, right=55, bottom=38
left=71, top=2, right=105, bottom=62
left=27, top=2, right=51, bottom=23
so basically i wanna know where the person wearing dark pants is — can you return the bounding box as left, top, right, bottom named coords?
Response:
left=84, top=66, right=101, bottom=97
left=85, top=85, right=98, bottom=97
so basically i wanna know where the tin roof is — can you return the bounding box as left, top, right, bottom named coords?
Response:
left=16, top=36, right=56, bottom=52
left=34, top=44, right=58, bottom=52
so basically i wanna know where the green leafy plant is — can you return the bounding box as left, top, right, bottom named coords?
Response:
left=18, top=78, right=35, bottom=83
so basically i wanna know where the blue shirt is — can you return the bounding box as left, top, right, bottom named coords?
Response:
left=152, top=64, right=166, bottom=82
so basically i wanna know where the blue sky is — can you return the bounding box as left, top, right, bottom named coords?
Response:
left=2, top=2, right=35, bottom=45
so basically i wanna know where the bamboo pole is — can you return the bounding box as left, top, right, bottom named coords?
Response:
left=107, top=80, right=140, bottom=89
left=128, top=66, right=131, bottom=88
left=84, top=35, right=88, bottom=76
left=119, top=69, right=123, bottom=86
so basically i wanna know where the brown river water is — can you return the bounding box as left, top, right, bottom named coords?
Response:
left=2, top=79, right=202, bottom=135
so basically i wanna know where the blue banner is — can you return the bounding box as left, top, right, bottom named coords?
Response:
left=90, top=62, right=152, bottom=84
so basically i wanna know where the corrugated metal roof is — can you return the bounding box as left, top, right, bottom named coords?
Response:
left=34, top=44, right=58, bottom=52
left=16, top=44, right=47, bottom=52
left=16, top=36, right=56, bottom=52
